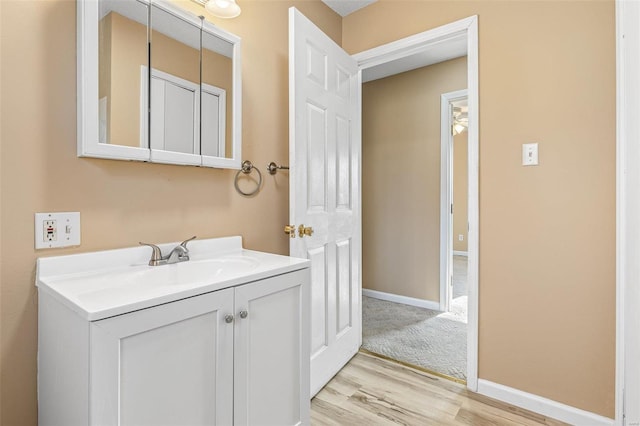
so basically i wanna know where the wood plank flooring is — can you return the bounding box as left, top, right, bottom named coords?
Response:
left=311, top=352, right=568, bottom=426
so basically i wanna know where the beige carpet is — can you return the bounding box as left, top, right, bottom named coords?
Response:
left=362, top=255, right=468, bottom=380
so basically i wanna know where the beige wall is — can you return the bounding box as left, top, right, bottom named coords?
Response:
left=345, top=0, right=616, bottom=418
left=0, top=1, right=341, bottom=424
left=362, top=57, right=467, bottom=302
left=109, top=12, right=147, bottom=146
left=453, top=131, right=468, bottom=252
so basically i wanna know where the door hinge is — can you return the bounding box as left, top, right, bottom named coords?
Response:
left=451, top=204, right=454, bottom=214
left=623, top=386, right=626, bottom=423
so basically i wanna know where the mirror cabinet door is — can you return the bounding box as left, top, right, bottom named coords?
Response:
left=79, top=0, right=241, bottom=168
left=79, top=0, right=151, bottom=160
left=201, top=23, right=241, bottom=169
left=201, top=31, right=231, bottom=159
left=149, top=3, right=202, bottom=165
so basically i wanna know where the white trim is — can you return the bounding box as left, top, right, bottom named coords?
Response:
left=453, top=251, right=468, bottom=257
left=616, top=1, right=640, bottom=424
left=363, top=289, right=441, bottom=312
left=201, top=83, right=227, bottom=158
left=440, top=89, right=468, bottom=313
left=355, top=16, right=479, bottom=392
left=478, top=380, right=614, bottom=426
left=353, top=16, right=474, bottom=69
left=466, top=16, right=479, bottom=392
left=139, top=66, right=148, bottom=148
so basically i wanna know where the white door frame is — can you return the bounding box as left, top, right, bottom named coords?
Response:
left=353, top=15, right=479, bottom=391
left=440, top=89, right=468, bottom=313
left=616, top=1, right=639, bottom=424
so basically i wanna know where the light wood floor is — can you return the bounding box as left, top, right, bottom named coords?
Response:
left=311, top=352, right=568, bottom=426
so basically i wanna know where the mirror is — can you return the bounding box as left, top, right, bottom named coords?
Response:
left=78, top=0, right=242, bottom=168
left=93, top=0, right=150, bottom=160
left=201, top=30, right=233, bottom=160
left=149, top=3, right=202, bottom=165
left=201, top=20, right=241, bottom=168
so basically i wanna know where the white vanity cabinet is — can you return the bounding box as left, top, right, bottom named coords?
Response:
left=36, top=237, right=310, bottom=426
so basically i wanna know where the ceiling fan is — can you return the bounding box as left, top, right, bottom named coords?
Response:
left=452, top=105, right=468, bottom=135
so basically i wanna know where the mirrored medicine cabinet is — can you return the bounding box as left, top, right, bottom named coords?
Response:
left=77, top=0, right=242, bottom=168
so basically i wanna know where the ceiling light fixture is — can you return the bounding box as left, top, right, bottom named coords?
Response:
left=192, top=0, right=241, bottom=19
left=452, top=106, right=469, bottom=135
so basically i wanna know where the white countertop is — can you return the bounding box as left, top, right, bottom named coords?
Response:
left=36, top=236, right=309, bottom=321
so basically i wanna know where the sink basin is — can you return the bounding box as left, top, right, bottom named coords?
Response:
left=36, top=236, right=309, bottom=320
left=133, top=256, right=261, bottom=287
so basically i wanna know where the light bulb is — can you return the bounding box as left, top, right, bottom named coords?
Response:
left=205, top=0, right=241, bottom=18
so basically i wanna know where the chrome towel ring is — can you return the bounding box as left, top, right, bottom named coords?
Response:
left=234, top=160, right=262, bottom=196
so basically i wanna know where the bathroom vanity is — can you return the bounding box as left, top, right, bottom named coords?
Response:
left=36, top=237, right=310, bottom=425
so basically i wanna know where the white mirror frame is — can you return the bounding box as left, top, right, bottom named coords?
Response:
left=77, top=0, right=242, bottom=169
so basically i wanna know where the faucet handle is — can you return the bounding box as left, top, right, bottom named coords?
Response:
left=139, top=242, right=163, bottom=266
left=179, top=236, right=197, bottom=250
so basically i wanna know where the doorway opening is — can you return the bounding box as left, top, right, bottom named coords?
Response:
left=360, top=67, right=469, bottom=383
left=441, top=90, right=468, bottom=315
left=354, top=16, right=479, bottom=389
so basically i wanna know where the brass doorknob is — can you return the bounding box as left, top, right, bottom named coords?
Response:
left=298, top=224, right=314, bottom=238
left=284, top=224, right=296, bottom=238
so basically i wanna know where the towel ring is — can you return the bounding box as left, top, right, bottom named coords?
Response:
left=234, top=160, right=262, bottom=196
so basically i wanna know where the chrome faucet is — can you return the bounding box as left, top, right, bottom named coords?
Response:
left=139, top=236, right=196, bottom=266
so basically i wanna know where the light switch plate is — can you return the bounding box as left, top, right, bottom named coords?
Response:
left=35, top=212, right=81, bottom=249
left=522, top=143, right=539, bottom=166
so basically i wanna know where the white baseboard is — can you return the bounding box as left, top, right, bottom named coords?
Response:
left=477, top=379, right=614, bottom=426
left=362, top=289, right=441, bottom=311
left=453, top=250, right=468, bottom=257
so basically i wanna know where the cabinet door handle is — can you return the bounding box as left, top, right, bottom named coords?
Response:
left=239, top=310, right=248, bottom=319
left=225, top=314, right=234, bottom=323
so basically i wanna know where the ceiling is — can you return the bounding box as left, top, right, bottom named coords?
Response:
left=362, top=34, right=468, bottom=83
left=321, top=0, right=377, bottom=17
left=318, top=0, right=466, bottom=81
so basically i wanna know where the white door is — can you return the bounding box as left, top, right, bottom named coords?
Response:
left=90, top=290, right=234, bottom=426
left=288, top=7, right=361, bottom=397
left=233, top=270, right=310, bottom=426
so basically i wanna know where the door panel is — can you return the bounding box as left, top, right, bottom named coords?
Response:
left=308, top=245, right=328, bottom=357
left=119, top=313, right=216, bottom=425
left=336, top=115, right=352, bottom=209
left=201, top=91, right=221, bottom=157
left=233, top=270, right=310, bottom=426
left=289, top=7, right=361, bottom=397
left=336, top=238, right=352, bottom=335
left=163, top=81, right=196, bottom=154
left=90, top=290, right=234, bottom=426
left=306, top=103, right=328, bottom=211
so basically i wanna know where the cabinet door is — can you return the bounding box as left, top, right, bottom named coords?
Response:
left=90, top=289, right=234, bottom=426
left=234, top=269, right=311, bottom=426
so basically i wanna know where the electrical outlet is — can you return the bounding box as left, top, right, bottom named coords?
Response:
left=44, top=220, right=57, bottom=242
left=35, top=212, right=81, bottom=249
left=458, top=234, right=464, bottom=241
